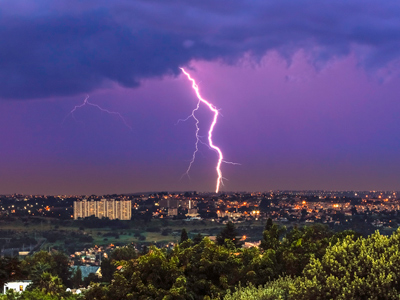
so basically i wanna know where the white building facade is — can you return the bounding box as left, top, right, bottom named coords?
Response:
left=3, top=281, right=32, bottom=294
left=73, top=199, right=131, bottom=220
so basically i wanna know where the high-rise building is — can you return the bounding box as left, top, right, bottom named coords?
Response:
left=73, top=201, right=84, bottom=219
left=97, top=199, right=107, bottom=219
left=120, top=201, right=131, bottom=220
left=88, top=200, right=97, bottom=217
left=73, top=199, right=131, bottom=220
left=106, top=199, right=115, bottom=220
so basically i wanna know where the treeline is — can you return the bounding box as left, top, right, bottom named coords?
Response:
left=2, top=220, right=400, bottom=299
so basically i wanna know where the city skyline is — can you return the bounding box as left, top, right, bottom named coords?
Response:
left=2, top=1, right=400, bottom=194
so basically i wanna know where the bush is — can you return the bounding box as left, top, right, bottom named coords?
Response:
left=291, top=229, right=400, bottom=300
left=224, top=277, right=293, bottom=300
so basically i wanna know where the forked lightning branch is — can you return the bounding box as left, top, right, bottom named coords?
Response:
left=180, top=68, right=238, bottom=193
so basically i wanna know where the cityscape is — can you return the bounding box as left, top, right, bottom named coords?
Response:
left=2, top=0, right=400, bottom=299
left=2, top=191, right=400, bottom=231
left=2, top=190, right=400, bottom=297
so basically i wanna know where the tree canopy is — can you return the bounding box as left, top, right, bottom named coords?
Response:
left=3, top=222, right=400, bottom=300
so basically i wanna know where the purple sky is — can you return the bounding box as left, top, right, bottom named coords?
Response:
left=2, top=0, right=400, bottom=194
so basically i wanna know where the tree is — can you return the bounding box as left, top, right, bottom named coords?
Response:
left=265, top=217, right=273, bottom=231
left=141, top=245, right=149, bottom=255
left=83, top=273, right=100, bottom=287
left=291, top=229, right=400, bottom=299
left=107, top=246, right=186, bottom=300
left=278, top=224, right=334, bottom=276
left=21, top=251, right=52, bottom=275
left=223, top=277, right=294, bottom=300
left=0, top=257, right=24, bottom=288
left=180, top=228, right=188, bottom=243
left=83, top=283, right=108, bottom=300
left=36, top=273, right=66, bottom=296
left=0, top=289, right=78, bottom=300
left=51, top=252, right=71, bottom=287
left=260, top=221, right=286, bottom=251
left=110, top=246, right=137, bottom=261
left=30, top=262, right=51, bottom=287
left=216, top=221, right=241, bottom=248
left=193, top=233, right=203, bottom=245
left=22, top=251, right=72, bottom=288
left=100, top=258, right=116, bottom=283
left=71, top=267, right=82, bottom=288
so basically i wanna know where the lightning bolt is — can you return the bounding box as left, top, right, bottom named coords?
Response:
left=64, top=95, right=132, bottom=130
left=180, top=67, right=227, bottom=193
left=177, top=99, right=201, bottom=180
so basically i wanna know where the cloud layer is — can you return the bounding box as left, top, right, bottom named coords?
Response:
left=1, top=0, right=400, bottom=99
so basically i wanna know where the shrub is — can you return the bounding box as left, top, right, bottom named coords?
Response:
left=224, top=277, right=293, bottom=300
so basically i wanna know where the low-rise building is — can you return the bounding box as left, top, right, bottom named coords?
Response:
left=3, top=281, right=32, bottom=294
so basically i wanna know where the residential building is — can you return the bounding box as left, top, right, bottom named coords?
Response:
left=3, top=281, right=32, bottom=294
left=73, top=199, right=131, bottom=220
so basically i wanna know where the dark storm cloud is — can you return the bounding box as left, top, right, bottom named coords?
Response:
left=1, top=0, right=400, bottom=99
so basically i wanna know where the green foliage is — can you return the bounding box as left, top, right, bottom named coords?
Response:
left=83, top=283, right=108, bottom=300
left=192, top=233, right=203, bottom=245
left=216, top=222, right=241, bottom=248
left=265, top=218, right=273, bottom=231
left=224, top=228, right=400, bottom=300
left=8, top=223, right=395, bottom=300
left=100, top=258, right=115, bottom=283
left=258, top=220, right=356, bottom=278
left=224, top=277, right=294, bottom=300
left=99, top=237, right=279, bottom=299
left=180, top=228, right=189, bottom=243
left=83, top=273, right=100, bottom=287
left=51, top=251, right=72, bottom=287
left=260, top=222, right=286, bottom=251
left=107, top=246, right=186, bottom=300
left=0, top=257, right=24, bottom=288
left=291, top=228, right=400, bottom=299
left=0, top=288, right=78, bottom=300
left=75, top=222, right=358, bottom=299
left=35, top=272, right=66, bottom=296
left=21, top=251, right=71, bottom=288
left=72, top=267, right=82, bottom=288
left=110, top=245, right=137, bottom=261
left=278, top=224, right=352, bottom=276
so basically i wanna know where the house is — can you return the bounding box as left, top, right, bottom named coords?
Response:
left=71, top=266, right=101, bottom=279
left=3, top=281, right=32, bottom=294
